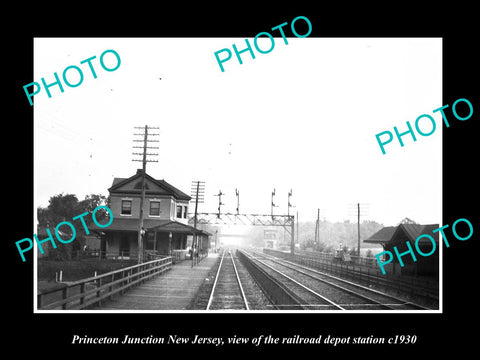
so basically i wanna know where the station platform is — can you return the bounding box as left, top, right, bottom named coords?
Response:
left=98, top=253, right=220, bottom=310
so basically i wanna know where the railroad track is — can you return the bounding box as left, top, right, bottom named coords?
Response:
left=254, top=251, right=429, bottom=310
left=281, top=250, right=438, bottom=303
left=255, top=261, right=344, bottom=310
left=277, top=258, right=427, bottom=310
left=237, top=250, right=343, bottom=310
left=206, top=250, right=249, bottom=310
left=242, top=250, right=429, bottom=310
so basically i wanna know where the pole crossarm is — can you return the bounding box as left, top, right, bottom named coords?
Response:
left=132, top=125, right=160, bottom=263
left=188, top=212, right=295, bottom=227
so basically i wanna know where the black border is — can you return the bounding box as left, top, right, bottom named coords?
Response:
left=7, top=5, right=478, bottom=356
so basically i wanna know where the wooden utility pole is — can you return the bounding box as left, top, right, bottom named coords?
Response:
left=132, top=125, right=159, bottom=264
left=314, top=208, right=320, bottom=246
left=290, top=216, right=295, bottom=255
left=348, top=203, right=368, bottom=259
left=357, top=203, right=360, bottom=257
left=288, top=189, right=295, bottom=255
left=296, top=210, right=299, bottom=244
left=190, top=181, right=205, bottom=267
left=192, top=182, right=199, bottom=267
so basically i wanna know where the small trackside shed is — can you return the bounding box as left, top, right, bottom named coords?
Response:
left=365, top=223, right=439, bottom=277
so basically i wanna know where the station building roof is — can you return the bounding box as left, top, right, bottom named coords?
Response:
left=364, top=223, right=439, bottom=247
left=89, top=218, right=210, bottom=236
left=363, top=226, right=397, bottom=245
left=149, top=221, right=211, bottom=236
left=390, top=223, right=439, bottom=247
left=109, top=169, right=191, bottom=201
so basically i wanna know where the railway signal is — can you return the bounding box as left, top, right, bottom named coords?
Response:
left=235, top=188, right=240, bottom=215
left=287, top=189, right=294, bottom=216
left=271, top=188, right=279, bottom=219
left=215, top=190, right=225, bottom=218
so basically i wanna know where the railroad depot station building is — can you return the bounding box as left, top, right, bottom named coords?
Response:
left=89, top=169, right=210, bottom=260
left=364, top=223, right=439, bottom=277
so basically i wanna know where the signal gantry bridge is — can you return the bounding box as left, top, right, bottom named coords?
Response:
left=189, top=212, right=296, bottom=254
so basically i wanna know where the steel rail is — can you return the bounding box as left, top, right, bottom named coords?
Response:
left=244, top=252, right=345, bottom=310
left=258, top=253, right=394, bottom=309
left=206, top=250, right=226, bottom=310
left=206, top=249, right=249, bottom=310
left=236, top=250, right=309, bottom=310
left=264, top=248, right=438, bottom=302
left=230, top=250, right=250, bottom=310
left=255, top=250, right=429, bottom=310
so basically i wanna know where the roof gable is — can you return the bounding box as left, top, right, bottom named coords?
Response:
left=108, top=171, right=191, bottom=201
left=110, top=175, right=169, bottom=194
left=390, top=223, right=439, bottom=246
left=364, top=223, right=440, bottom=245
left=397, top=224, right=439, bottom=240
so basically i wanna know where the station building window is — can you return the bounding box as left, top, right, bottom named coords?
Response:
left=150, top=201, right=160, bottom=216
left=121, top=200, right=132, bottom=215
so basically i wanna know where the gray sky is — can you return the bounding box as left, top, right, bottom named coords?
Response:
left=34, top=37, right=442, bottom=226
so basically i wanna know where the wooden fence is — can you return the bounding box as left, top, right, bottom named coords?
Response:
left=70, top=249, right=188, bottom=264
left=37, top=256, right=172, bottom=310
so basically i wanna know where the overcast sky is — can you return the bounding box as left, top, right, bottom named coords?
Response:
left=34, top=37, right=442, bottom=226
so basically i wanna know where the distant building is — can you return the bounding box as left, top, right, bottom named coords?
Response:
left=264, top=229, right=278, bottom=249
left=364, top=223, right=439, bottom=277
left=90, top=169, right=210, bottom=259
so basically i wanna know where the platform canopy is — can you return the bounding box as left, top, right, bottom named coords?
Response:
left=89, top=218, right=210, bottom=237
left=149, top=220, right=211, bottom=236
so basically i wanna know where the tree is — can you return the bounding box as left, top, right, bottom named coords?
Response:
left=79, top=194, right=110, bottom=224
left=37, top=193, right=109, bottom=260
left=43, top=193, right=80, bottom=224
left=399, top=217, right=417, bottom=225
left=79, top=194, right=104, bottom=212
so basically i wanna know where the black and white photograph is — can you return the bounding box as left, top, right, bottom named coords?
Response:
left=7, top=5, right=478, bottom=357
left=33, top=37, right=442, bottom=313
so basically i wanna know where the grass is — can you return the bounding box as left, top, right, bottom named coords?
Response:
left=38, top=258, right=137, bottom=283
left=37, top=259, right=138, bottom=309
